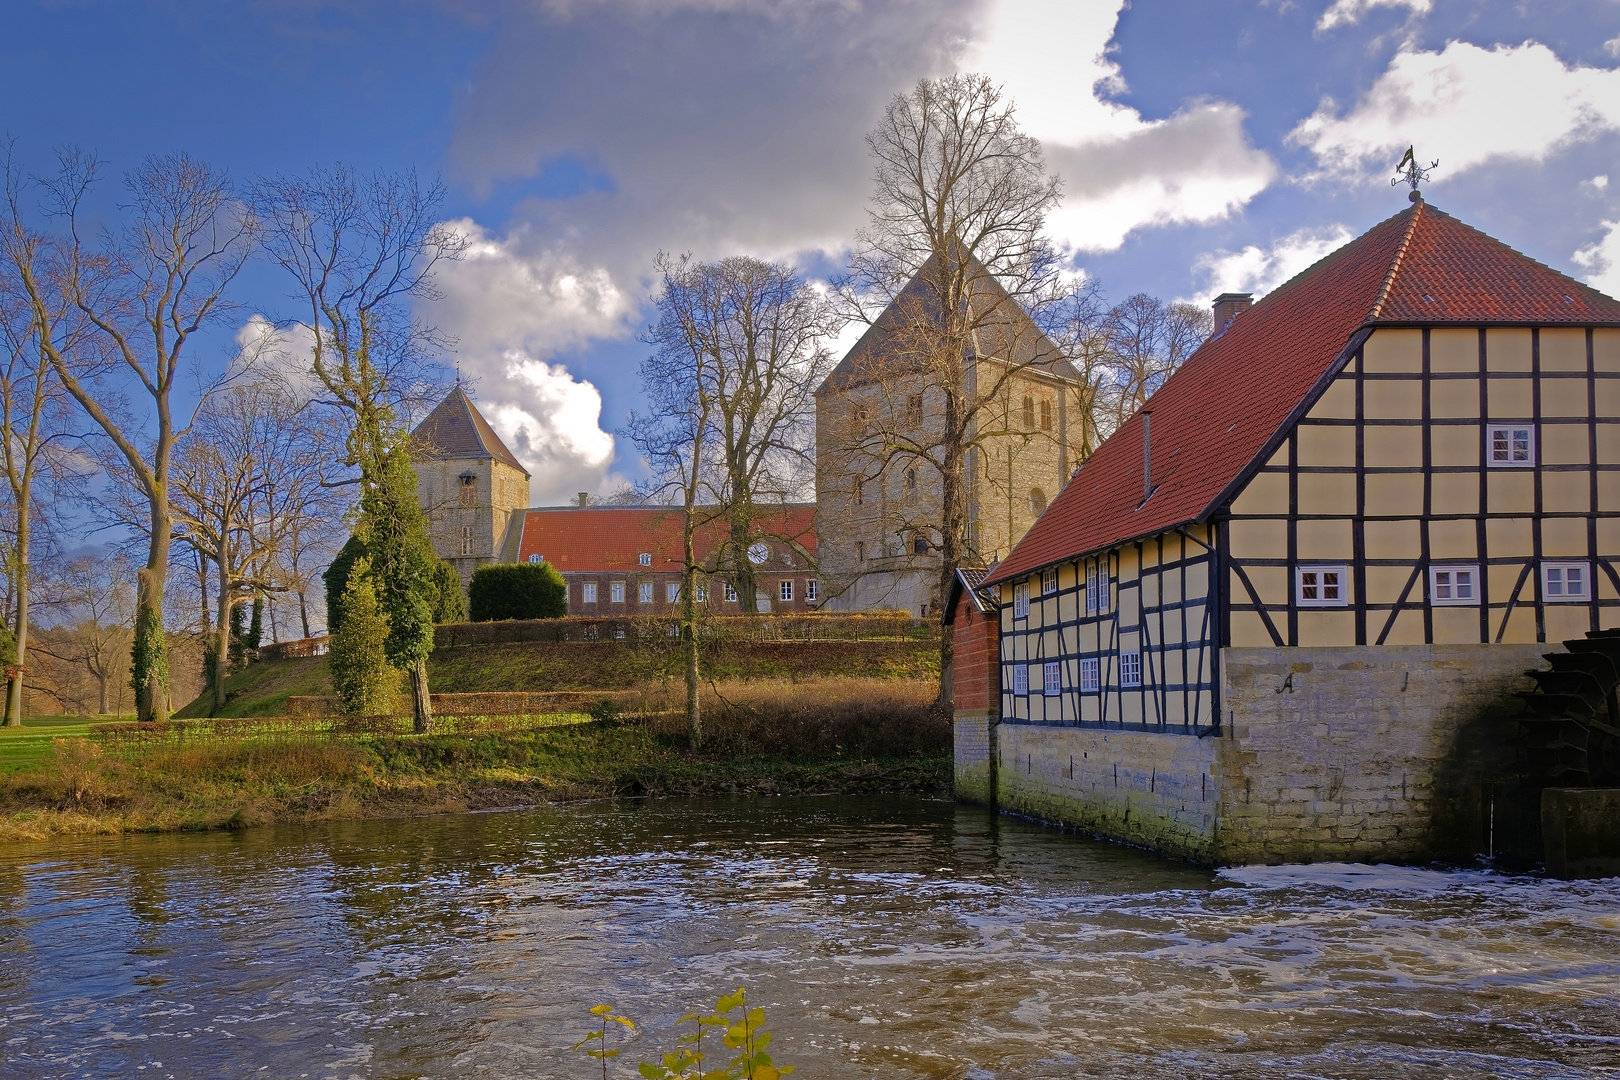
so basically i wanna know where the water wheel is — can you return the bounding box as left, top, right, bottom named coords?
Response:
left=1517, top=628, right=1620, bottom=787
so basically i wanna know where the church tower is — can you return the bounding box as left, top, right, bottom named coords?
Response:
left=410, top=386, right=531, bottom=587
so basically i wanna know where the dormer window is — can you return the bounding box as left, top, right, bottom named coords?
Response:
left=639, top=552, right=652, bottom=566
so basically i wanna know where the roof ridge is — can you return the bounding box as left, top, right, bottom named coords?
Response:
left=1367, top=198, right=1423, bottom=322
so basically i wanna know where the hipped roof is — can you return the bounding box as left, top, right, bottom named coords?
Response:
left=988, top=196, right=1620, bottom=586
left=819, top=252, right=1077, bottom=393
left=515, top=505, right=817, bottom=574
left=410, top=386, right=529, bottom=476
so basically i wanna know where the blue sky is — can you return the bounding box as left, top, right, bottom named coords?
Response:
left=5, top=0, right=1620, bottom=503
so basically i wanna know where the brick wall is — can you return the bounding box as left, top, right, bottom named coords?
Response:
left=952, top=601, right=1000, bottom=805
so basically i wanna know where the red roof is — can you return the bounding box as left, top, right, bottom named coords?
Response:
left=515, top=505, right=817, bottom=573
left=987, top=197, right=1620, bottom=586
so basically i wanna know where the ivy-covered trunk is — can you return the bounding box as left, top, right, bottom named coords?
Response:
left=133, top=495, right=172, bottom=724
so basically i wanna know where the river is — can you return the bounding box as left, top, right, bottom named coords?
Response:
left=1, top=796, right=1617, bottom=1078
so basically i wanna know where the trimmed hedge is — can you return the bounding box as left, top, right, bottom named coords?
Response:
left=468, top=562, right=568, bottom=622
left=434, top=610, right=931, bottom=648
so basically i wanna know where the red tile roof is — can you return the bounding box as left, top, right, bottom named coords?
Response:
left=411, top=386, right=529, bottom=475
left=515, top=505, right=817, bottom=574
left=987, top=197, right=1620, bottom=586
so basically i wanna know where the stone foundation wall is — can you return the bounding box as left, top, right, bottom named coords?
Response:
left=956, top=642, right=1548, bottom=866
left=954, top=710, right=996, bottom=805
left=995, top=722, right=1221, bottom=863
left=1216, top=644, right=1545, bottom=865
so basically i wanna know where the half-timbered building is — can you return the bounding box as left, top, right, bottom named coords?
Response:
left=960, top=193, right=1620, bottom=865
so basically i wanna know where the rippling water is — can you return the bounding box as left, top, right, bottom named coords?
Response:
left=1, top=796, right=1617, bottom=1078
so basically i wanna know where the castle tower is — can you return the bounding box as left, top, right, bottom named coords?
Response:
left=410, top=386, right=531, bottom=587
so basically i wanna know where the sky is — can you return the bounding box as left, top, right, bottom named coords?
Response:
left=5, top=0, right=1620, bottom=505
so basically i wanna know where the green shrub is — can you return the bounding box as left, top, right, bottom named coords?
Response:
left=323, top=534, right=366, bottom=633
left=468, top=562, right=567, bottom=622
left=327, top=558, right=398, bottom=715
left=428, top=559, right=466, bottom=623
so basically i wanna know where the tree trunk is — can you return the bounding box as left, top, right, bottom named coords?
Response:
left=133, top=497, right=173, bottom=724
left=683, top=511, right=701, bottom=750
left=298, top=589, right=311, bottom=639
left=4, top=495, right=27, bottom=727
left=935, top=400, right=966, bottom=711
left=213, top=547, right=232, bottom=716
left=97, top=670, right=110, bottom=716
left=410, top=656, right=433, bottom=734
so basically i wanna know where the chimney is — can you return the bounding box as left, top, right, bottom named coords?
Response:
left=577, top=492, right=589, bottom=508
left=1141, top=409, right=1153, bottom=505
left=1211, top=292, right=1253, bottom=334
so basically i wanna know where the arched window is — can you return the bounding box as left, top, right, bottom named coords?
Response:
left=1029, top=488, right=1047, bottom=515
left=1022, top=395, right=1035, bottom=430
left=905, top=467, right=918, bottom=491
left=1040, top=399, right=1053, bottom=431
left=912, top=532, right=929, bottom=555
left=853, top=477, right=864, bottom=506
left=460, top=525, right=474, bottom=555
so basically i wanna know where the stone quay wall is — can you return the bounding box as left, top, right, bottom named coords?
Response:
left=956, top=643, right=1548, bottom=866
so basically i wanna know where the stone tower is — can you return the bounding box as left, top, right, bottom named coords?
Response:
left=410, top=386, right=531, bottom=586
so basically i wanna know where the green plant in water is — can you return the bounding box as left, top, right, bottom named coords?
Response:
left=577, top=989, right=792, bottom=1080
left=575, top=1003, right=636, bottom=1080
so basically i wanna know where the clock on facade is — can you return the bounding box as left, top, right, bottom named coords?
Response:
left=746, top=542, right=770, bottom=565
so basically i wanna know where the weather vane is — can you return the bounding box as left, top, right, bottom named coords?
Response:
left=1392, top=146, right=1438, bottom=199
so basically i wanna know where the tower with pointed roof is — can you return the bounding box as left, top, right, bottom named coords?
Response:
left=814, top=255, right=1088, bottom=617
left=953, top=192, right=1620, bottom=867
left=410, top=385, right=531, bottom=587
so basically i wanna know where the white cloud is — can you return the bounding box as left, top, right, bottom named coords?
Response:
left=1605, top=35, right=1620, bottom=59
left=1573, top=220, right=1620, bottom=299
left=1316, top=0, right=1430, bottom=32
left=426, top=219, right=628, bottom=499
left=1292, top=40, right=1620, bottom=184
left=1192, top=225, right=1356, bottom=303
left=968, top=0, right=1276, bottom=253
left=1585, top=174, right=1610, bottom=192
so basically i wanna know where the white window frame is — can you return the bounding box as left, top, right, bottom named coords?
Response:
left=723, top=582, right=738, bottom=603
left=805, top=579, right=818, bottom=602
left=1487, top=424, right=1535, bottom=468
left=1086, top=561, right=1110, bottom=615
left=1429, top=564, right=1480, bottom=606
left=528, top=553, right=541, bottom=564
left=1296, top=565, right=1349, bottom=607
left=1012, top=663, right=1029, bottom=696
left=611, top=581, right=625, bottom=604
left=779, top=579, right=793, bottom=602
left=1079, top=657, right=1100, bottom=693
left=1542, top=561, right=1591, bottom=603
left=1013, top=581, right=1030, bottom=620
left=1120, top=651, right=1142, bottom=688
left=638, top=552, right=652, bottom=566
left=582, top=582, right=598, bottom=605
left=694, top=583, right=708, bottom=603
left=666, top=582, right=681, bottom=604
left=1041, top=566, right=1058, bottom=596
left=638, top=582, right=653, bottom=604
left=1043, top=661, right=1061, bottom=697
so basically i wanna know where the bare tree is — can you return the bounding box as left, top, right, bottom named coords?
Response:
left=28, top=552, right=136, bottom=716
left=0, top=154, right=92, bottom=725
left=4, top=149, right=254, bottom=723
left=170, top=378, right=342, bottom=713
left=251, top=165, right=461, bottom=733
left=835, top=73, right=1065, bottom=706
left=1102, top=294, right=1211, bottom=429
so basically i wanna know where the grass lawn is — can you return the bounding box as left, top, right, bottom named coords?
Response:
left=0, top=716, right=112, bottom=774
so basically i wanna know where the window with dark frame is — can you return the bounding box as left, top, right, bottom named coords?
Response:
left=1040, top=399, right=1052, bottom=431
left=459, top=473, right=476, bottom=507
left=906, top=393, right=923, bottom=426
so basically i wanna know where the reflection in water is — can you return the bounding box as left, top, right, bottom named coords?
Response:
left=1, top=796, right=1617, bottom=1078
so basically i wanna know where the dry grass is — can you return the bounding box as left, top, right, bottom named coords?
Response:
left=638, top=676, right=947, bottom=756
